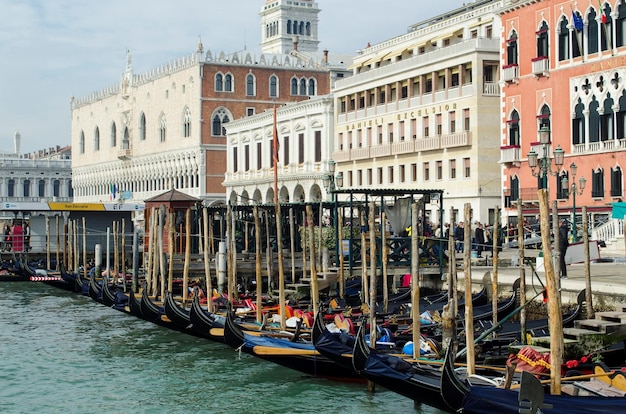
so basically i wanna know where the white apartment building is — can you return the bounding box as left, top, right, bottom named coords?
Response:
left=224, top=95, right=334, bottom=204
left=332, top=0, right=503, bottom=225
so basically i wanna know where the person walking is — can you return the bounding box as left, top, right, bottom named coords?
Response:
left=559, top=219, right=570, bottom=278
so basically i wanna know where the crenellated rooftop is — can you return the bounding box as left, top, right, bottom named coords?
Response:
left=71, top=48, right=332, bottom=109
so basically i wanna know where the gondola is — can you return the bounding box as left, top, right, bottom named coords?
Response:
left=101, top=276, right=129, bottom=311
left=88, top=273, right=103, bottom=303
left=128, top=290, right=143, bottom=318
left=475, top=288, right=587, bottom=341
left=351, top=320, right=460, bottom=411
left=440, top=339, right=626, bottom=414
left=312, top=309, right=360, bottom=374
left=59, top=263, right=81, bottom=293
left=0, top=255, right=22, bottom=277
left=140, top=287, right=166, bottom=324
left=164, top=291, right=192, bottom=330
left=352, top=323, right=508, bottom=411
left=18, top=256, right=36, bottom=277
left=223, top=303, right=360, bottom=380
left=392, top=279, right=520, bottom=344
left=60, top=263, right=89, bottom=295
left=189, top=294, right=226, bottom=342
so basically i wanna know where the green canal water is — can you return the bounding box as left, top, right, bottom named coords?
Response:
left=0, top=282, right=447, bottom=414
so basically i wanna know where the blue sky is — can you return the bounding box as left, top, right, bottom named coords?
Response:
left=0, top=0, right=464, bottom=154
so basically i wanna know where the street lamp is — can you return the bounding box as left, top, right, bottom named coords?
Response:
left=322, top=159, right=344, bottom=267
left=323, top=159, right=343, bottom=200
left=561, top=162, right=586, bottom=242
left=527, top=125, right=565, bottom=189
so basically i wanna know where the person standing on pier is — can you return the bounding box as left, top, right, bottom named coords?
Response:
left=558, top=219, right=570, bottom=278
left=454, top=221, right=464, bottom=253
left=11, top=221, right=24, bottom=253
left=474, top=221, right=485, bottom=257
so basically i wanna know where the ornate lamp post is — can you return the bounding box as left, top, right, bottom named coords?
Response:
left=561, top=162, right=586, bottom=242
left=323, top=159, right=343, bottom=264
left=527, top=126, right=565, bottom=189
left=322, top=159, right=343, bottom=201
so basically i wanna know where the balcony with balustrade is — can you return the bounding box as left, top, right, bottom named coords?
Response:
left=573, top=138, right=626, bottom=154
left=502, top=64, right=519, bottom=83
left=531, top=56, right=549, bottom=77
left=117, top=148, right=132, bottom=160
left=500, top=145, right=521, bottom=166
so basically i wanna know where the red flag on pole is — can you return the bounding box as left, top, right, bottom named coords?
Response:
left=272, top=104, right=279, bottom=166
left=598, top=0, right=607, bottom=24
left=272, top=102, right=279, bottom=205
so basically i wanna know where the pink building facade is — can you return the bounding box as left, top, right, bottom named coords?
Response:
left=500, top=0, right=626, bottom=238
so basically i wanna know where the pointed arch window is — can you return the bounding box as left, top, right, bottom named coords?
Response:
left=291, top=78, right=298, bottom=95
left=617, top=3, right=626, bottom=47
left=246, top=74, right=256, bottom=96
left=573, top=100, right=586, bottom=145
left=215, top=73, right=223, bottom=91
left=183, top=108, right=192, bottom=137
left=592, top=168, right=605, bottom=197
left=139, top=113, right=146, bottom=141
left=589, top=97, right=600, bottom=142
left=506, top=31, right=518, bottom=65
left=159, top=116, right=167, bottom=142
left=94, top=127, right=100, bottom=151
left=225, top=74, right=233, bottom=92
left=110, top=122, right=117, bottom=147
left=600, top=3, right=613, bottom=51
left=212, top=108, right=230, bottom=136
left=508, top=110, right=520, bottom=146
left=572, top=11, right=583, bottom=58
left=557, top=170, right=569, bottom=199
left=558, top=17, right=570, bottom=61
left=611, top=166, right=623, bottom=196
left=537, top=104, right=551, bottom=132
left=600, top=91, right=614, bottom=141
left=299, top=78, right=306, bottom=95
left=122, top=127, right=130, bottom=149
left=308, top=78, right=316, bottom=96
left=588, top=8, right=599, bottom=54
left=269, top=75, right=278, bottom=98
left=510, top=176, right=520, bottom=201
left=80, top=131, right=85, bottom=154
left=617, top=93, right=626, bottom=140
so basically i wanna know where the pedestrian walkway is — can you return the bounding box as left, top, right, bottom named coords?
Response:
left=455, top=247, right=626, bottom=299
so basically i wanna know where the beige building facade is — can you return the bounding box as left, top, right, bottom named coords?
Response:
left=332, top=0, right=503, bottom=226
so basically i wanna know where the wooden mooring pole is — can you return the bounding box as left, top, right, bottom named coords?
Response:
left=539, top=189, right=563, bottom=395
